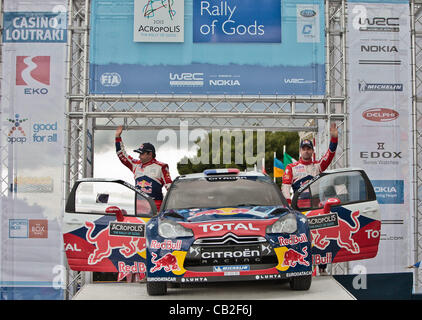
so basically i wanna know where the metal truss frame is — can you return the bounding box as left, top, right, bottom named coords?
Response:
left=411, top=0, right=422, bottom=294
left=0, top=0, right=420, bottom=299
left=63, top=0, right=349, bottom=298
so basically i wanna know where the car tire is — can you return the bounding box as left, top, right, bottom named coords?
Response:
left=289, top=275, right=312, bottom=290
left=146, top=281, right=167, bottom=296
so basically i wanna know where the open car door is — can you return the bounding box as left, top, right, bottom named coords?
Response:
left=63, top=179, right=157, bottom=275
left=291, top=168, right=380, bottom=265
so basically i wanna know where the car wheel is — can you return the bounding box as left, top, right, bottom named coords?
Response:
left=146, top=281, right=167, bottom=296
left=289, top=275, right=312, bottom=290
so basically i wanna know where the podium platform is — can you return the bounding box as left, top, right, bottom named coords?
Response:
left=72, top=276, right=355, bottom=300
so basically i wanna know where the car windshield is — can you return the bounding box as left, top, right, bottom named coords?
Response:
left=162, top=175, right=288, bottom=210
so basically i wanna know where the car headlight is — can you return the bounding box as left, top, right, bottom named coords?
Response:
left=158, top=219, right=193, bottom=238
left=266, top=213, right=298, bottom=234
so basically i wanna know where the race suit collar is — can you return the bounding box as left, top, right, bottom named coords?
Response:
left=140, top=158, right=155, bottom=167
left=299, top=157, right=313, bottom=165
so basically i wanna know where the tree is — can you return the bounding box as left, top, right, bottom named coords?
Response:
left=177, top=130, right=299, bottom=185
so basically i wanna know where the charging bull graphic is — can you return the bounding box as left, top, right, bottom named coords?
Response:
left=85, top=221, right=146, bottom=265
left=283, top=246, right=310, bottom=267
left=308, top=210, right=361, bottom=254
left=149, top=252, right=180, bottom=273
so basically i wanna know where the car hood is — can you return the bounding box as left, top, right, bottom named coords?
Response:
left=160, top=205, right=290, bottom=223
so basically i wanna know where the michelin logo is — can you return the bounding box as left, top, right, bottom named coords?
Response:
left=358, top=81, right=403, bottom=92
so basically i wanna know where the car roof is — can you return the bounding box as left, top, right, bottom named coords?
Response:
left=177, top=170, right=268, bottom=180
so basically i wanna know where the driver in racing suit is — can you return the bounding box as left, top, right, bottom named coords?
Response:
left=281, top=123, right=338, bottom=276
left=115, top=126, right=172, bottom=282
left=115, top=126, right=172, bottom=212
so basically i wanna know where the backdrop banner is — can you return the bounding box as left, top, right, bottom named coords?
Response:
left=89, top=0, right=326, bottom=95
left=0, top=0, right=67, bottom=300
left=346, top=0, right=413, bottom=274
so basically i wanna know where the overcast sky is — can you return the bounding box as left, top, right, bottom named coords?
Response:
left=93, top=129, right=198, bottom=184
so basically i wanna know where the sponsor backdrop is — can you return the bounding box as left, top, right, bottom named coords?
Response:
left=0, top=0, right=66, bottom=299
left=347, top=0, right=413, bottom=273
left=89, top=0, right=325, bottom=95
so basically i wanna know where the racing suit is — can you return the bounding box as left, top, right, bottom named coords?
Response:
left=115, top=137, right=172, bottom=211
left=281, top=137, right=338, bottom=205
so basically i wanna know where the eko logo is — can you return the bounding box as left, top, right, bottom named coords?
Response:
left=16, top=56, right=50, bottom=95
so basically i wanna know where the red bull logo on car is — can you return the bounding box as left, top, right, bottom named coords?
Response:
left=150, top=252, right=180, bottom=273
left=85, top=221, right=146, bottom=265
left=282, top=247, right=310, bottom=267
left=307, top=210, right=361, bottom=254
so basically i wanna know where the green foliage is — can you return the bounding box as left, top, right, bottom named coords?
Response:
left=177, top=131, right=299, bottom=185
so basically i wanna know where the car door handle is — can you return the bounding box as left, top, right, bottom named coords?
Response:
left=362, top=208, right=377, bottom=214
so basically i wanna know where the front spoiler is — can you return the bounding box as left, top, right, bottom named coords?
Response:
left=146, top=269, right=312, bottom=283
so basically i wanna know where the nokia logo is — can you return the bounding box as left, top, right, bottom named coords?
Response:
left=209, top=79, right=240, bottom=86
left=360, top=45, right=398, bottom=53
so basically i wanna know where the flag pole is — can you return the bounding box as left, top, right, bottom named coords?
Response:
left=273, top=152, right=276, bottom=182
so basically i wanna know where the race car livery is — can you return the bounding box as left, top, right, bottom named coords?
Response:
left=63, top=168, right=380, bottom=295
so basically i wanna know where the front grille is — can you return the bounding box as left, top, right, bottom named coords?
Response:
left=194, top=233, right=266, bottom=245
left=184, top=233, right=278, bottom=271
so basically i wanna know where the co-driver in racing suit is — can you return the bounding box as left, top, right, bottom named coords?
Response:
left=281, top=123, right=338, bottom=276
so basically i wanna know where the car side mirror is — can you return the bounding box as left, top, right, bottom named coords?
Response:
left=106, top=206, right=125, bottom=221
left=323, top=198, right=341, bottom=213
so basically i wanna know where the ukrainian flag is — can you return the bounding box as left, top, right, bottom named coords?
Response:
left=273, top=157, right=285, bottom=178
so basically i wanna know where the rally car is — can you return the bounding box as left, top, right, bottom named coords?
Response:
left=63, top=168, right=380, bottom=296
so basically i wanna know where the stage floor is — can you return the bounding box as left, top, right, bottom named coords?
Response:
left=73, top=276, right=355, bottom=300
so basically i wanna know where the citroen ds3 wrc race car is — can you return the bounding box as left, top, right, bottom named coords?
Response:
left=63, top=168, right=380, bottom=296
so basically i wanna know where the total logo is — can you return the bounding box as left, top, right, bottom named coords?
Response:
left=16, top=56, right=50, bottom=95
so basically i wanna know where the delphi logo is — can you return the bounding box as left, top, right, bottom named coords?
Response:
left=16, top=56, right=50, bottom=95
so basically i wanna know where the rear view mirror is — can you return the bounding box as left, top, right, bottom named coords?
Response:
left=323, top=198, right=341, bottom=213
left=105, top=206, right=125, bottom=221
